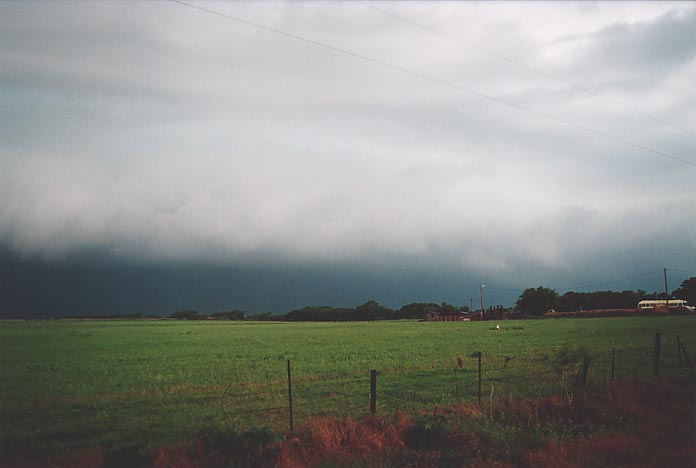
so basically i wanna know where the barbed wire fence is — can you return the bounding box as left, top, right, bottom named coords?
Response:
left=216, top=330, right=694, bottom=432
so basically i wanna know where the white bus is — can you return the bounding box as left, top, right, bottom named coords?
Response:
left=637, top=299, right=695, bottom=312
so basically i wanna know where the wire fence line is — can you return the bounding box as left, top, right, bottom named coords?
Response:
left=216, top=331, right=692, bottom=426
left=4, top=331, right=694, bottom=458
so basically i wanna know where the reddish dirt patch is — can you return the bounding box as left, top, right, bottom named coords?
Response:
left=527, top=378, right=696, bottom=467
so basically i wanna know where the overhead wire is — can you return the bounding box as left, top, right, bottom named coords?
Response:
left=555, top=270, right=663, bottom=292
left=167, top=0, right=694, bottom=167
left=354, top=0, right=696, bottom=138
left=481, top=270, right=665, bottom=305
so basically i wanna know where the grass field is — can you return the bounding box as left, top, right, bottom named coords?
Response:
left=1, top=316, right=695, bottom=462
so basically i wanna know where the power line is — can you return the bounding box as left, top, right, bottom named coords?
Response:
left=556, top=270, right=662, bottom=292
left=667, top=269, right=696, bottom=274
left=354, top=0, right=696, bottom=138
left=485, top=270, right=664, bottom=299
left=168, top=0, right=695, bottom=167
left=484, top=286, right=526, bottom=293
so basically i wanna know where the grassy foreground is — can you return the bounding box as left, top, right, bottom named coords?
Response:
left=1, top=316, right=695, bottom=462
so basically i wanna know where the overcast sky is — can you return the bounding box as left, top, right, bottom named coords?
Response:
left=1, top=1, right=695, bottom=316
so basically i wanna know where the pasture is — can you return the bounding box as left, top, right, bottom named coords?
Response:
left=1, top=316, right=694, bottom=461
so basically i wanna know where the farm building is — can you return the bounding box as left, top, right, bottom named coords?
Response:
left=425, top=311, right=471, bottom=322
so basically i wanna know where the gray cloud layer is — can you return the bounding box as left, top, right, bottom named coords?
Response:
left=1, top=1, right=695, bottom=298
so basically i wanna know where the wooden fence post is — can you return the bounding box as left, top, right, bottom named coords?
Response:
left=370, top=370, right=377, bottom=414
left=677, top=335, right=682, bottom=368
left=477, top=351, right=482, bottom=406
left=654, top=332, right=661, bottom=376
left=579, top=357, right=589, bottom=387
left=680, top=342, right=693, bottom=369
left=287, top=360, right=294, bottom=432
left=611, top=347, right=616, bottom=381
left=617, top=349, right=622, bottom=379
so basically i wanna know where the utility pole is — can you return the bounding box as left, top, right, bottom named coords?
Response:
left=664, top=268, right=669, bottom=311
left=470, top=298, right=473, bottom=311
left=479, top=284, right=485, bottom=320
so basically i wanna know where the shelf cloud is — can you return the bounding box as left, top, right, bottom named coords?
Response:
left=1, top=1, right=694, bottom=315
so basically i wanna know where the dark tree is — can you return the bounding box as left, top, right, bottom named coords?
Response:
left=210, top=310, right=247, bottom=320
left=354, top=300, right=394, bottom=320
left=515, top=286, right=559, bottom=316
left=254, top=312, right=276, bottom=321
left=285, top=306, right=354, bottom=321
left=558, top=291, right=590, bottom=312
left=557, top=290, right=648, bottom=311
left=438, top=302, right=459, bottom=314
left=397, top=303, right=440, bottom=319
left=170, top=310, right=205, bottom=320
left=673, top=277, right=696, bottom=305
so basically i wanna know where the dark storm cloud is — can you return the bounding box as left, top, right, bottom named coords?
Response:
left=1, top=2, right=694, bottom=315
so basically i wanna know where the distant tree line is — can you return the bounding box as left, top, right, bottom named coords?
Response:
left=169, top=301, right=469, bottom=322
left=282, top=301, right=468, bottom=322
left=170, top=309, right=247, bottom=320
left=63, top=313, right=161, bottom=320
left=514, top=277, right=696, bottom=316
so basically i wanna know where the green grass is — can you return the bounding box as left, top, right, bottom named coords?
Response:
left=1, top=316, right=695, bottom=460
